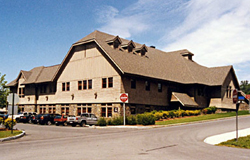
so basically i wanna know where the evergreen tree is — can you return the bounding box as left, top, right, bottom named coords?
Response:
left=240, top=80, right=250, bottom=94
left=0, top=73, right=9, bottom=108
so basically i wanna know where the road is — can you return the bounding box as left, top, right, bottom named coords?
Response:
left=1, top=116, right=250, bottom=160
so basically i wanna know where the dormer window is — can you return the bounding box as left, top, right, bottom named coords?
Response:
left=134, top=44, right=148, bottom=56
left=106, top=36, right=122, bottom=49
left=121, top=40, right=135, bottom=53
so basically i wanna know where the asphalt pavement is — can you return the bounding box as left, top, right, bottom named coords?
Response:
left=0, top=116, right=250, bottom=160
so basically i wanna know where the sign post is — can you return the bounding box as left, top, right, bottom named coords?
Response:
left=246, top=94, right=250, bottom=114
left=120, top=93, right=128, bottom=126
left=232, top=89, right=238, bottom=141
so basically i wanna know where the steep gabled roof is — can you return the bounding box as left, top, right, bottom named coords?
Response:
left=8, top=30, right=237, bottom=87
left=72, top=30, right=235, bottom=86
left=7, top=65, right=60, bottom=86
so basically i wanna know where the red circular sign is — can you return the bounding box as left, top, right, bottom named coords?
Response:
left=232, top=89, right=238, bottom=104
left=120, top=93, right=128, bottom=103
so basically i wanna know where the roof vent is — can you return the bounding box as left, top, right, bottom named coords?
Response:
left=180, top=49, right=194, bottom=61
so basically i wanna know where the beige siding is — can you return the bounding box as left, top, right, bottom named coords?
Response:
left=56, top=43, right=121, bottom=104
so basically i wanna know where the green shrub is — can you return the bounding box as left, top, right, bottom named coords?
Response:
left=154, top=112, right=163, bottom=121
left=162, top=111, right=169, bottom=119
left=202, top=108, right=208, bottom=115
left=0, top=117, right=3, bottom=124
left=136, top=113, right=155, bottom=125
left=3, top=118, right=17, bottom=129
left=111, top=116, right=124, bottom=125
left=107, top=118, right=113, bottom=125
left=126, top=115, right=137, bottom=125
left=169, top=110, right=176, bottom=118
left=97, top=118, right=107, bottom=126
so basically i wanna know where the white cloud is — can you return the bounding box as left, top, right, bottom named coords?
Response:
left=164, top=0, right=250, bottom=68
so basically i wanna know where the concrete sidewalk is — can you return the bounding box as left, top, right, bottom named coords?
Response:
left=204, top=128, right=250, bottom=145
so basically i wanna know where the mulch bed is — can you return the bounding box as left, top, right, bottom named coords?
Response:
left=0, top=128, right=9, bottom=131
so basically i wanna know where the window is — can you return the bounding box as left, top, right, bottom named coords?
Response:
left=19, top=88, right=25, bottom=98
left=108, top=77, right=113, bottom=88
left=108, top=107, right=112, bottom=117
left=158, top=83, right=162, bottom=92
left=101, top=108, right=106, bottom=117
left=66, top=107, right=69, bottom=115
left=77, top=108, right=81, bottom=115
left=102, top=78, right=107, bottom=88
left=83, top=80, right=87, bottom=90
left=49, top=107, right=52, bottom=113
left=88, top=107, right=92, bottom=113
left=88, top=80, right=92, bottom=89
left=82, top=107, right=86, bottom=113
left=131, top=79, right=136, bottom=89
left=62, top=83, right=66, bottom=91
left=78, top=81, right=82, bottom=90
left=229, top=86, right=232, bottom=98
left=145, top=81, right=150, bottom=91
left=61, top=107, right=65, bottom=115
left=66, top=82, right=70, bottom=91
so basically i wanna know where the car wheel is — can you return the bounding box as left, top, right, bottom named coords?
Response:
left=63, top=122, right=67, bottom=126
left=47, top=121, right=52, bottom=125
left=80, top=121, right=86, bottom=127
left=56, top=123, right=59, bottom=126
left=72, top=124, right=76, bottom=127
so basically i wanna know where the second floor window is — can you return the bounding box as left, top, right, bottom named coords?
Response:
left=19, top=88, right=25, bottom=98
left=102, top=78, right=107, bottom=88
left=145, top=81, right=150, bottom=91
left=131, top=79, right=136, bottom=89
left=108, top=77, right=113, bottom=88
left=158, top=83, right=162, bottom=92
left=62, top=82, right=70, bottom=91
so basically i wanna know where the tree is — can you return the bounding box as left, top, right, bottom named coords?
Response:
left=0, top=72, right=9, bottom=108
left=240, top=80, right=250, bottom=94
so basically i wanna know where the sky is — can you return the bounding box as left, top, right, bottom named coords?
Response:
left=1, top=0, right=250, bottom=84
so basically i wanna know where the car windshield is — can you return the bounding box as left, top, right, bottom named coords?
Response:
left=55, top=115, right=62, bottom=119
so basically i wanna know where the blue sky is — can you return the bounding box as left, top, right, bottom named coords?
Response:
left=1, top=0, right=250, bottom=83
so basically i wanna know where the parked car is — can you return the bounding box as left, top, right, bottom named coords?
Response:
left=8, top=113, right=24, bottom=122
left=31, top=114, right=43, bottom=124
left=54, top=115, right=75, bottom=126
left=39, top=114, right=60, bottom=125
left=67, top=113, right=98, bottom=127
left=0, top=114, right=8, bottom=120
left=19, top=112, right=37, bottom=123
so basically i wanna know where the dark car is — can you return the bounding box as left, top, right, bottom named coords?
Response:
left=31, top=114, right=43, bottom=124
left=39, top=114, right=60, bottom=125
left=20, top=112, right=37, bottom=123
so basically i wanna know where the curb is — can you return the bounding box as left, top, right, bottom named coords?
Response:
left=204, top=128, right=250, bottom=145
left=0, top=130, right=26, bottom=142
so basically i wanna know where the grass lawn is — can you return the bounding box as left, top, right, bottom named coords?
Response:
left=217, top=135, right=250, bottom=149
left=156, top=110, right=250, bottom=125
left=0, top=130, right=23, bottom=139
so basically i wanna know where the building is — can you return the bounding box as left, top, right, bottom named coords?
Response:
left=7, top=30, right=240, bottom=117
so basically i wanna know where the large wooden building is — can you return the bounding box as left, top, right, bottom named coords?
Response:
left=7, top=30, right=240, bottom=117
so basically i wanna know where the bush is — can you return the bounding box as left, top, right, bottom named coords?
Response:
left=202, top=107, right=217, bottom=114
left=111, top=116, right=124, bottom=125
left=154, top=112, right=163, bottom=121
left=162, top=111, right=169, bottom=119
left=3, top=118, right=17, bottom=129
left=126, top=115, right=137, bottom=125
left=169, top=110, right=176, bottom=118
left=0, top=117, right=3, bottom=124
left=137, top=113, right=155, bottom=125
left=97, top=118, right=107, bottom=126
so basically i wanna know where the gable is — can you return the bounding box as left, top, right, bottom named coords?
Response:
left=57, top=42, right=120, bottom=82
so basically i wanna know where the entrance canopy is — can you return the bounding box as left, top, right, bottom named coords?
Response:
left=171, top=92, right=198, bottom=107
